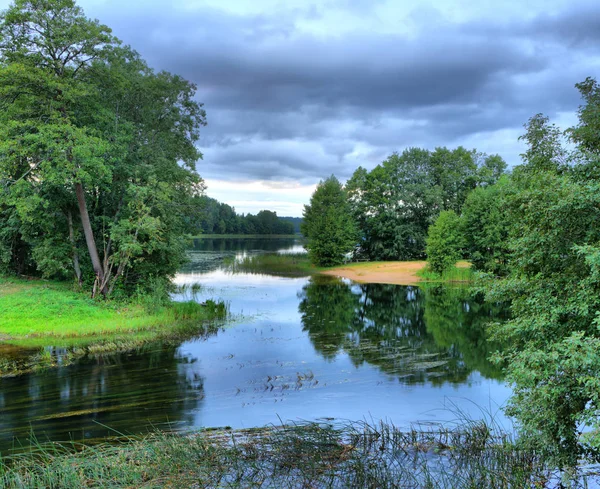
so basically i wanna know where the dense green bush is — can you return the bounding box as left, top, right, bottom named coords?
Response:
left=302, top=176, right=358, bottom=267
left=426, top=210, right=464, bottom=275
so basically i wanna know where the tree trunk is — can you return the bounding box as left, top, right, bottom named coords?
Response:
left=66, top=210, right=83, bottom=287
left=75, top=183, right=106, bottom=297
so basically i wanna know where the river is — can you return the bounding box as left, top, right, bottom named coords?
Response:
left=0, top=237, right=511, bottom=453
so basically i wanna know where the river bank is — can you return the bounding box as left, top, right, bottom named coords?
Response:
left=323, top=260, right=473, bottom=285
left=0, top=276, right=227, bottom=376
left=227, top=252, right=473, bottom=284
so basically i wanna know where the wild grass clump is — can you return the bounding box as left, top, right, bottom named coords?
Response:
left=418, top=262, right=474, bottom=283
left=0, top=420, right=587, bottom=488
left=169, top=299, right=228, bottom=320
left=228, top=252, right=315, bottom=277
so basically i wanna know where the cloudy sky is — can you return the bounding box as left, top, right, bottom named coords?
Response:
left=3, top=0, right=599, bottom=216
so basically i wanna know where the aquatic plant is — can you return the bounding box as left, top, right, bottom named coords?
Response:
left=0, top=419, right=591, bottom=488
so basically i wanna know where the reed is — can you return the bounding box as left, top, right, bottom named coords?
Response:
left=0, top=419, right=587, bottom=488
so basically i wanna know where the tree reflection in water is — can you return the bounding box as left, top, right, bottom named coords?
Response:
left=0, top=345, right=205, bottom=453
left=298, top=276, right=505, bottom=385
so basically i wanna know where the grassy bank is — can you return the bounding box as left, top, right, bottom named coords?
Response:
left=0, top=277, right=226, bottom=340
left=416, top=261, right=474, bottom=283
left=0, top=420, right=572, bottom=488
left=0, top=276, right=228, bottom=376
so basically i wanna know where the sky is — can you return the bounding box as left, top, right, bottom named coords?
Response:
left=3, top=0, right=599, bottom=216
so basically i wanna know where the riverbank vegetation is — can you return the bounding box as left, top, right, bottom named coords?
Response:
left=0, top=420, right=572, bottom=489
left=0, top=276, right=226, bottom=342
left=418, top=79, right=600, bottom=468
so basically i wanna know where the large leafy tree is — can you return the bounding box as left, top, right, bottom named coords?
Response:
left=347, top=147, right=505, bottom=261
left=486, top=78, right=600, bottom=467
left=301, top=175, right=357, bottom=267
left=0, top=0, right=206, bottom=297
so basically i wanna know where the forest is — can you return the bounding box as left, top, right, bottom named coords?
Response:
left=184, top=195, right=298, bottom=235
left=301, top=147, right=506, bottom=266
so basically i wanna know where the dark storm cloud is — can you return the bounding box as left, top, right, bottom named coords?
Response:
left=83, top=0, right=599, bottom=181
left=498, top=5, right=600, bottom=47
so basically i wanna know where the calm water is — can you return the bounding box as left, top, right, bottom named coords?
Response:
left=0, top=237, right=511, bottom=453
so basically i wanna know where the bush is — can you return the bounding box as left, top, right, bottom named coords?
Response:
left=426, top=211, right=464, bottom=275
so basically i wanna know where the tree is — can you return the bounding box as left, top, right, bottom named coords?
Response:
left=0, top=0, right=206, bottom=298
left=346, top=147, right=506, bottom=261
left=301, top=175, right=357, bottom=267
left=461, top=177, right=511, bottom=276
left=425, top=210, right=464, bottom=275
left=485, top=79, right=600, bottom=467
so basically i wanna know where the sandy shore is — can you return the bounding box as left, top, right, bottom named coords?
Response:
left=321, top=261, right=427, bottom=285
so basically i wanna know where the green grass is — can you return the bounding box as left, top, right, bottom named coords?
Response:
left=0, top=276, right=228, bottom=376
left=417, top=262, right=475, bottom=283
left=0, top=276, right=227, bottom=340
left=0, top=420, right=572, bottom=488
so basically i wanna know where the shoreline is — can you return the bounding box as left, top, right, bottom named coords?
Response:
left=0, top=276, right=227, bottom=375
left=322, top=260, right=427, bottom=285
left=321, top=260, right=472, bottom=285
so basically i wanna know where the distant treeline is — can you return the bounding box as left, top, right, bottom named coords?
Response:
left=185, top=196, right=302, bottom=235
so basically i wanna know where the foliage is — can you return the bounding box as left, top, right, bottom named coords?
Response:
left=185, top=195, right=295, bottom=235
left=461, top=177, right=512, bottom=276
left=426, top=210, right=464, bottom=275
left=0, top=0, right=206, bottom=298
left=484, top=78, right=600, bottom=468
left=302, top=175, right=358, bottom=267
left=347, top=147, right=506, bottom=261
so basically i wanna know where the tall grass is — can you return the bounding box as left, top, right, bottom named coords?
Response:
left=417, top=262, right=474, bottom=283
left=0, top=419, right=588, bottom=488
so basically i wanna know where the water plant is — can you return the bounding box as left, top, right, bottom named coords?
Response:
left=1, top=419, right=592, bottom=488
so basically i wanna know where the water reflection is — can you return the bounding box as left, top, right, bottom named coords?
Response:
left=183, top=237, right=304, bottom=274
left=299, top=276, right=505, bottom=384
left=0, top=237, right=512, bottom=452
left=0, top=346, right=204, bottom=452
